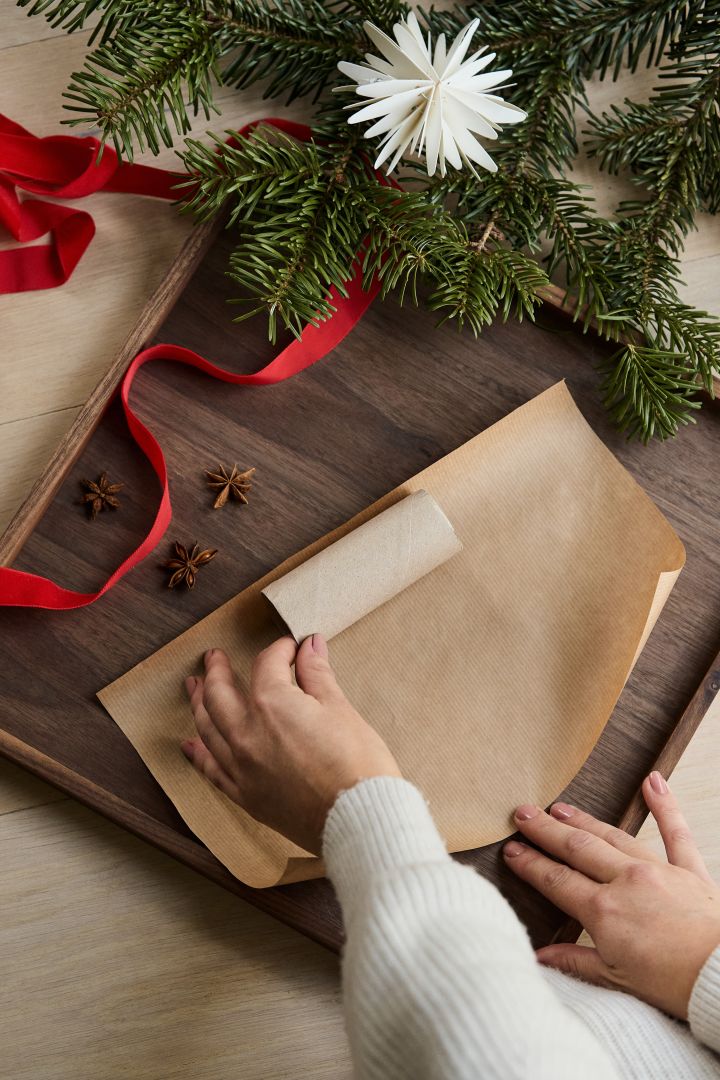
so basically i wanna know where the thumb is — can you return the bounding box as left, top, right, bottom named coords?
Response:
left=536, top=944, right=611, bottom=987
left=295, top=633, right=340, bottom=701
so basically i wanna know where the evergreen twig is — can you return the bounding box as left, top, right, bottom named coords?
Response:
left=18, top=0, right=720, bottom=440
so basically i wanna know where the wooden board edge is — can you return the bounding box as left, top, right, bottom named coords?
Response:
left=0, top=726, right=343, bottom=953
left=551, top=644, right=720, bottom=945
left=2, top=255, right=716, bottom=570
left=0, top=215, right=223, bottom=568
left=540, top=283, right=720, bottom=399
left=2, top=228, right=717, bottom=950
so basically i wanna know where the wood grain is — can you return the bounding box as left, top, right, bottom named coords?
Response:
left=0, top=408, right=81, bottom=534
left=0, top=32, right=313, bottom=543
left=2, top=17, right=720, bottom=1075
left=0, top=759, right=66, bottom=815
left=0, top=799, right=351, bottom=1080
left=2, top=223, right=720, bottom=950
left=620, top=648, right=720, bottom=835
left=2, top=29, right=719, bottom=535
left=552, top=643, right=720, bottom=945
left=0, top=217, right=220, bottom=567
left=0, top=727, right=344, bottom=948
left=636, top=692, right=720, bottom=864
left=540, top=284, right=720, bottom=397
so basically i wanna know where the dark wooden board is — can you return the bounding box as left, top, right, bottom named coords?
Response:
left=2, top=224, right=720, bottom=952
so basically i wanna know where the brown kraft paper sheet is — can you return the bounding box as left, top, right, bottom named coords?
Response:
left=98, top=382, right=685, bottom=889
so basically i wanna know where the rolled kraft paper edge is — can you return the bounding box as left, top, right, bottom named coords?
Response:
left=261, top=490, right=463, bottom=643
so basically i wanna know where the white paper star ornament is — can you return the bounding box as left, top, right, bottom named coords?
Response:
left=337, top=12, right=526, bottom=177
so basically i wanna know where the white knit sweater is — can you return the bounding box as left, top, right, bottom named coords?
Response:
left=322, top=777, right=720, bottom=1079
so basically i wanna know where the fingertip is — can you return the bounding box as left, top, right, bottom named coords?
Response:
left=311, top=632, right=329, bottom=659
left=550, top=802, right=576, bottom=820
left=252, top=636, right=298, bottom=687
left=180, top=739, right=195, bottom=761
left=536, top=945, right=563, bottom=967
left=296, top=634, right=329, bottom=668
left=267, top=635, right=298, bottom=658
left=534, top=943, right=606, bottom=985
left=184, top=675, right=196, bottom=697
left=642, top=772, right=671, bottom=812
left=294, top=633, right=339, bottom=699
left=647, top=770, right=669, bottom=796
left=204, top=647, right=230, bottom=670
left=204, top=651, right=238, bottom=692
left=296, top=635, right=314, bottom=660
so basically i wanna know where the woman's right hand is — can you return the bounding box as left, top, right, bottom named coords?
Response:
left=504, top=774, right=720, bottom=1020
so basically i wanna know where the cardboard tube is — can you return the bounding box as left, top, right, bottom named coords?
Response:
left=261, top=490, right=462, bottom=643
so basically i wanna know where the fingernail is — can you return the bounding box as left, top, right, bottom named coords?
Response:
left=312, top=633, right=328, bottom=659
left=550, top=802, right=576, bottom=820
left=205, top=649, right=215, bottom=662
left=515, top=804, right=539, bottom=821
left=504, top=841, right=526, bottom=857
left=649, top=770, right=668, bottom=795
left=180, top=740, right=194, bottom=761
left=186, top=675, right=197, bottom=691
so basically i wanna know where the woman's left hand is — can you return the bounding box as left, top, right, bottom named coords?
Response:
left=503, top=774, right=720, bottom=1020
left=181, top=635, right=400, bottom=855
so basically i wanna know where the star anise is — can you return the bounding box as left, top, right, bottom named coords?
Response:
left=79, top=472, right=123, bottom=520
left=164, top=542, right=217, bottom=590
left=205, top=464, right=256, bottom=509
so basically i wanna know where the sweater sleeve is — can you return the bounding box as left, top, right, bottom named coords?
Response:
left=323, top=776, right=618, bottom=1080
left=689, top=947, right=720, bottom=1055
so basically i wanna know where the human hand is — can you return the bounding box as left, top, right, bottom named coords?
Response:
left=181, top=634, right=401, bottom=855
left=503, top=773, right=720, bottom=1019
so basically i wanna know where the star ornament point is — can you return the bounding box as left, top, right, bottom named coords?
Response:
left=337, top=12, right=526, bottom=177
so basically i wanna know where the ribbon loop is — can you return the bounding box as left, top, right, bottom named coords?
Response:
left=0, top=115, right=378, bottom=609
left=20, top=134, right=117, bottom=197
left=0, top=130, right=115, bottom=196
left=0, top=113, right=185, bottom=290
left=0, top=115, right=118, bottom=195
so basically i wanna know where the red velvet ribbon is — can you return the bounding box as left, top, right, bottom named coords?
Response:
left=0, top=116, right=378, bottom=608
left=0, top=113, right=182, bottom=291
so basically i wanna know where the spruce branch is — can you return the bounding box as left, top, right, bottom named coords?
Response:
left=354, top=185, right=448, bottom=306
left=216, top=0, right=368, bottom=102
left=428, top=243, right=547, bottom=333
left=584, top=10, right=720, bottom=438
left=343, top=0, right=407, bottom=22
left=183, top=126, right=369, bottom=340
left=566, top=0, right=693, bottom=78
left=18, top=0, right=720, bottom=440
left=417, top=39, right=611, bottom=328
left=17, top=0, right=162, bottom=42
left=61, top=5, right=222, bottom=158
left=599, top=342, right=704, bottom=441
left=182, top=121, right=549, bottom=341
left=421, top=1, right=696, bottom=80
left=29, top=0, right=379, bottom=155
left=586, top=57, right=720, bottom=218
left=180, top=128, right=327, bottom=223
left=356, top=182, right=549, bottom=322
left=227, top=192, right=360, bottom=342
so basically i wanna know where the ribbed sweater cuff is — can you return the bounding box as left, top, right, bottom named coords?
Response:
left=689, top=944, right=720, bottom=1054
left=322, top=777, right=449, bottom=919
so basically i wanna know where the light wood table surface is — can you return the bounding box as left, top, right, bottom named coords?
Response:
left=1, top=7, right=719, bottom=1076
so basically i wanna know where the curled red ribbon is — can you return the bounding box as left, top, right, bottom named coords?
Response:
left=0, top=113, right=182, bottom=291
left=0, top=116, right=378, bottom=608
